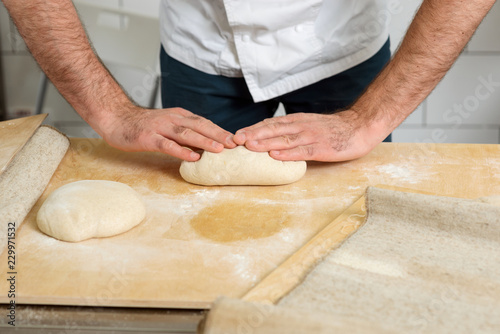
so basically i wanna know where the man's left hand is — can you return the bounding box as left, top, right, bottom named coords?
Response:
left=233, top=110, right=386, bottom=162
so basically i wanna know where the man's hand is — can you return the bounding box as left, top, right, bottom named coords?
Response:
left=233, top=110, right=387, bottom=162
left=235, top=0, right=496, bottom=162
left=100, top=105, right=236, bottom=161
left=2, top=0, right=235, bottom=161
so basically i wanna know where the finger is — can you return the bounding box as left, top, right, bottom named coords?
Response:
left=238, top=115, right=295, bottom=132
left=234, top=121, right=304, bottom=145
left=175, top=113, right=236, bottom=148
left=162, top=125, right=227, bottom=153
left=171, top=107, right=195, bottom=117
left=182, top=146, right=204, bottom=154
left=148, top=134, right=201, bottom=161
left=234, top=116, right=297, bottom=144
left=239, top=113, right=309, bottom=132
left=269, top=145, right=318, bottom=161
left=244, top=132, right=315, bottom=152
left=270, top=144, right=361, bottom=162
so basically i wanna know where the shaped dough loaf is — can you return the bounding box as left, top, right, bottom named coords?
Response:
left=37, top=180, right=146, bottom=242
left=180, top=146, right=307, bottom=186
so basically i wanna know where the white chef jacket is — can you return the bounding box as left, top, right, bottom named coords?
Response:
left=160, top=0, right=389, bottom=102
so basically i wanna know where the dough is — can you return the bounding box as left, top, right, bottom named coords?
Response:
left=180, top=146, right=307, bottom=186
left=37, top=180, right=146, bottom=242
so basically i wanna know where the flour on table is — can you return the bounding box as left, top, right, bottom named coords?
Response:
left=372, top=163, right=429, bottom=184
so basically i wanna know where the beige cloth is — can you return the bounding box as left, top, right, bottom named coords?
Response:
left=201, top=297, right=394, bottom=334
left=202, top=187, right=500, bottom=333
left=0, top=126, right=69, bottom=249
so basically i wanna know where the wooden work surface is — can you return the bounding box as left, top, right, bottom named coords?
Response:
left=1, top=139, right=500, bottom=310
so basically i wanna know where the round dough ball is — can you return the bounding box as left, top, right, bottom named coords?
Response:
left=180, top=146, right=307, bottom=186
left=37, top=180, right=146, bottom=242
left=476, top=195, right=500, bottom=207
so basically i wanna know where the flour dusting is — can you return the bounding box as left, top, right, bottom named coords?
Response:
left=373, top=163, right=425, bottom=184
left=229, top=253, right=259, bottom=284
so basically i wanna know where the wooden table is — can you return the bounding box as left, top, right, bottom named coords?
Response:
left=1, top=139, right=500, bottom=332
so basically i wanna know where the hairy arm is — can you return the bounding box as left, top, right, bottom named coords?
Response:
left=351, top=0, right=496, bottom=143
left=234, top=0, right=496, bottom=161
left=2, top=0, right=235, bottom=161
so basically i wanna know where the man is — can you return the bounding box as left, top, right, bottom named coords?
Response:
left=159, top=1, right=393, bottom=146
left=2, top=0, right=495, bottom=162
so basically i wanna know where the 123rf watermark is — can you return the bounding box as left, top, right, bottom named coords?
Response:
left=6, top=222, right=17, bottom=327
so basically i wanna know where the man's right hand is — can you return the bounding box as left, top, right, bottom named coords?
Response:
left=2, top=0, right=235, bottom=161
left=99, top=105, right=236, bottom=161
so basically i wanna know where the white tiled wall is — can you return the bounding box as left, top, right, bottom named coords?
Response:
left=467, top=1, right=500, bottom=53
left=392, top=0, right=500, bottom=144
left=0, top=0, right=161, bottom=137
left=1, top=0, right=500, bottom=143
left=426, top=56, right=500, bottom=126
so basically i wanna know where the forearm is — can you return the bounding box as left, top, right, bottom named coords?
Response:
left=232, top=0, right=496, bottom=161
left=2, top=0, right=131, bottom=136
left=352, top=0, right=496, bottom=137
